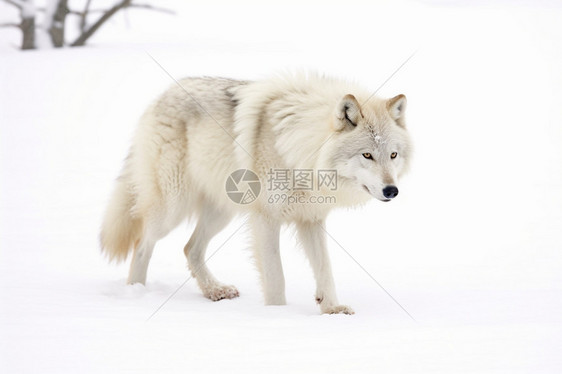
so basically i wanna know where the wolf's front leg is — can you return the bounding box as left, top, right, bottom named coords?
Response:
left=250, top=213, right=286, bottom=305
left=296, top=220, right=354, bottom=315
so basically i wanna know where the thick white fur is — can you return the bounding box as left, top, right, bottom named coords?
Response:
left=100, top=73, right=412, bottom=314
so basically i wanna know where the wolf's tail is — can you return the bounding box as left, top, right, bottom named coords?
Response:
left=100, top=160, right=143, bottom=263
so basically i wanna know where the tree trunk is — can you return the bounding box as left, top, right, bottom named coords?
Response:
left=48, top=0, right=68, bottom=47
left=21, top=16, right=35, bottom=50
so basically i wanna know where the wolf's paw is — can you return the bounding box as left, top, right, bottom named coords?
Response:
left=203, top=284, right=240, bottom=301
left=322, top=305, right=355, bottom=315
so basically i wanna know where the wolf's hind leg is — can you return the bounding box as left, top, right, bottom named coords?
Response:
left=250, top=214, right=285, bottom=305
left=128, top=237, right=156, bottom=285
left=127, top=214, right=175, bottom=285
left=296, top=220, right=354, bottom=315
left=127, top=199, right=191, bottom=285
left=184, top=206, right=238, bottom=301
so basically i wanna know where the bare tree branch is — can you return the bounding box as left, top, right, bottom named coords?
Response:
left=67, top=8, right=112, bottom=15
left=80, top=0, right=92, bottom=33
left=71, top=0, right=132, bottom=47
left=70, top=0, right=174, bottom=47
left=129, top=3, right=175, bottom=15
left=3, top=0, right=23, bottom=10
left=67, top=8, right=116, bottom=16
left=3, top=0, right=176, bottom=50
left=0, top=22, right=21, bottom=28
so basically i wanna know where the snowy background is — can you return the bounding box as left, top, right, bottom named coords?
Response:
left=1, top=0, right=562, bottom=373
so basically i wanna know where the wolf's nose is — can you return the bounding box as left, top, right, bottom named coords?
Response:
left=382, top=185, right=399, bottom=199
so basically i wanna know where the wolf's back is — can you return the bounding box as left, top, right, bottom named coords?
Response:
left=99, top=77, right=246, bottom=262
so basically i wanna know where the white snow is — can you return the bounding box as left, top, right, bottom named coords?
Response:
left=1, top=1, right=561, bottom=373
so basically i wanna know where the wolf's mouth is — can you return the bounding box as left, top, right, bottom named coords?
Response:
left=363, top=185, right=391, bottom=202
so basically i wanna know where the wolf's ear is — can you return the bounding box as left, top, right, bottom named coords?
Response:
left=335, top=94, right=363, bottom=131
left=387, top=94, right=407, bottom=125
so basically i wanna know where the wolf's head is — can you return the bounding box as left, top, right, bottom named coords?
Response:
left=326, top=94, right=412, bottom=202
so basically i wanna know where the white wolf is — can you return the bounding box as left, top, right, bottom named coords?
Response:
left=100, top=73, right=412, bottom=314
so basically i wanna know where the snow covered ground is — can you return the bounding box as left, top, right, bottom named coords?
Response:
left=1, top=1, right=562, bottom=373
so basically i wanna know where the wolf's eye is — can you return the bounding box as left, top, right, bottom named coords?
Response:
left=390, top=152, right=398, bottom=159
left=362, top=153, right=373, bottom=160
